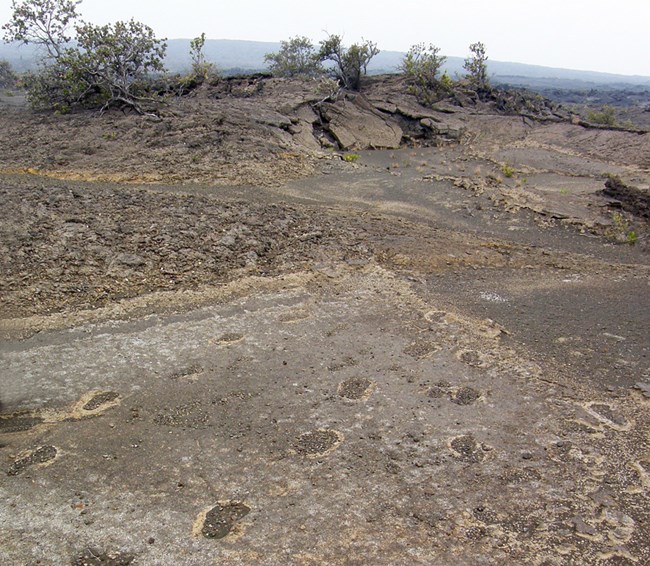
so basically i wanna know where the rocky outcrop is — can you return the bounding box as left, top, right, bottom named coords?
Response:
left=317, top=94, right=403, bottom=150
left=290, top=105, right=322, bottom=152
left=601, top=176, right=650, bottom=220
left=0, top=74, right=583, bottom=188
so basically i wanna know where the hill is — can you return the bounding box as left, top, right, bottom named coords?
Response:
left=2, top=38, right=649, bottom=90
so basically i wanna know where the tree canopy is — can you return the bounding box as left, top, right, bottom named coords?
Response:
left=2, top=0, right=82, bottom=58
left=265, top=36, right=322, bottom=78
left=318, top=35, right=379, bottom=91
left=3, top=0, right=167, bottom=113
left=399, top=43, right=448, bottom=105
left=464, top=42, right=489, bottom=89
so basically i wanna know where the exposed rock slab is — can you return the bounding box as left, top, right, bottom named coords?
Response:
left=320, top=95, right=403, bottom=150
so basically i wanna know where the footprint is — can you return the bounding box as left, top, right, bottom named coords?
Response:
left=404, top=340, right=440, bottom=359
left=72, top=549, right=135, bottom=565
left=194, top=501, right=250, bottom=539
left=451, top=387, right=482, bottom=406
left=69, top=391, right=121, bottom=419
left=424, top=310, right=449, bottom=325
left=449, top=434, right=488, bottom=463
left=338, top=377, right=375, bottom=401
left=278, top=309, right=311, bottom=323
left=169, top=365, right=204, bottom=382
left=293, top=429, right=344, bottom=458
left=153, top=401, right=210, bottom=429
left=500, top=466, right=542, bottom=484
left=583, top=402, right=631, bottom=431
left=0, top=414, right=44, bottom=434
left=327, top=357, right=358, bottom=372
left=625, top=460, right=650, bottom=493
left=8, top=445, right=58, bottom=476
left=456, top=349, right=490, bottom=368
left=428, top=381, right=452, bottom=398
left=212, top=332, right=244, bottom=345
left=82, top=392, right=120, bottom=412
left=427, top=383, right=481, bottom=406
left=562, top=419, right=602, bottom=435
left=1, top=392, right=120, bottom=437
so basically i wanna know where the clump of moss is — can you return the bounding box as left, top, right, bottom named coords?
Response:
left=342, top=153, right=360, bottom=163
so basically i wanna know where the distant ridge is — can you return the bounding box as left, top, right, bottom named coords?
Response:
left=1, top=38, right=649, bottom=88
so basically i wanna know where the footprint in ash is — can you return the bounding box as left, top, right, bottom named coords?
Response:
left=194, top=501, right=251, bottom=540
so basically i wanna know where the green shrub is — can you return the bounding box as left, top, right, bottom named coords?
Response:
left=501, top=164, right=515, bottom=178
left=464, top=42, right=489, bottom=89
left=265, top=36, right=322, bottom=78
left=399, top=43, right=447, bottom=105
left=587, top=105, right=617, bottom=126
left=608, top=212, right=637, bottom=245
left=0, top=59, right=18, bottom=88
left=439, top=71, right=454, bottom=90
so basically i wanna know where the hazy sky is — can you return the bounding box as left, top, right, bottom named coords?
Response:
left=1, top=0, right=649, bottom=75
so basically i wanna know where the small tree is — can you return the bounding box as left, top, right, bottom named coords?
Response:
left=189, top=32, right=215, bottom=81
left=399, top=43, right=447, bottom=105
left=3, top=0, right=167, bottom=113
left=463, top=41, right=489, bottom=90
left=2, top=0, right=81, bottom=59
left=318, top=34, right=379, bottom=90
left=265, top=36, right=322, bottom=78
left=70, top=20, right=167, bottom=112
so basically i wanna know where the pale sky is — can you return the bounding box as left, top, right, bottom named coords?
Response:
left=1, top=0, right=649, bottom=76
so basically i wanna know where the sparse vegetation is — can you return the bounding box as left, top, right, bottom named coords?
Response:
left=265, top=36, right=322, bottom=79
left=439, top=71, right=454, bottom=90
left=0, top=59, right=18, bottom=88
left=3, top=0, right=167, bottom=113
left=399, top=43, right=448, bottom=105
left=587, top=104, right=617, bottom=126
left=342, top=153, right=360, bottom=163
left=317, top=34, right=379, bottom=91
left=189, top=32, right=216, bottom=82
left=501, top=164, right=515, bottom=178
left=315, top=76, right=340, bottom=100
left=608, top=211, right=637, bottom=244
left=464, top=42, right=489, bottom=90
